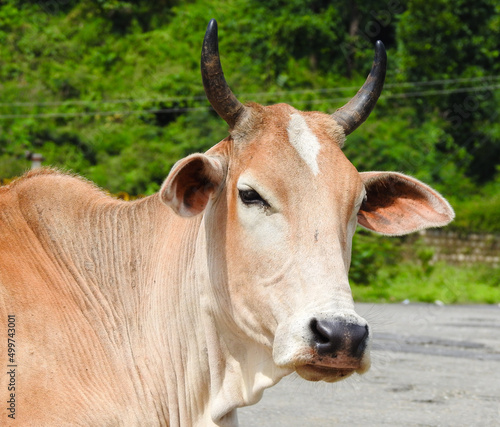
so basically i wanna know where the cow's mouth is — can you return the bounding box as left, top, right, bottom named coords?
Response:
left=294, top=353, right=370, bottom=383
left=295, top=364, right=357, bottom=383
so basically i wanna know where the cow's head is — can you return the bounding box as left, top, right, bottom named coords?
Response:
left=160, top=20, right=454, bottom=384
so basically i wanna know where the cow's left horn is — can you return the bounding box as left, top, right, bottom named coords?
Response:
left=201, top=19, right=246, bottom=129
left=332, top=41, right=387, bottom=135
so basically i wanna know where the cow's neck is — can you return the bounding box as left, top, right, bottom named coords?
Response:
left=31, top=188, right=284, bottom=426
left=117, top=195, right=215, bottom=426
left=195, top=197, right=291, bottom=425
left=132, top=196, right=288, bottom=426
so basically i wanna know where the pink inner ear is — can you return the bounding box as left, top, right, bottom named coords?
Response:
left=183, top=182, right=214, bottom=212
left=160, top=154, right=225, bottom=217
left=358, top=172, right=455, bottom=236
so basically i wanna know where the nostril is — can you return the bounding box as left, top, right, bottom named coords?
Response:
left=350, top=324, right=369, bottom=358
left=309, top=318, right=342, bottom=356
left=309, top=318, right=329, bottom=344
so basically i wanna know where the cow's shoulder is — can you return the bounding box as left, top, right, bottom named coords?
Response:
left=7, top=168, right=118, bottom=219
left=9, top=168, right=108, bottom=202
left=0, top=169, right=121, bottom=254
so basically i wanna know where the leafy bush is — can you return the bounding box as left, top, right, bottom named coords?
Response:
left=349, top=229, right=402, bottom=286
left=351, top=260, right=500, bottom=304
left=449, top=173, right=500, bottom=232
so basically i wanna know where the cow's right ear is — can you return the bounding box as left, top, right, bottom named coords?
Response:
left=160, top=153, right=226, bottom=217
left=358, top=172, right=455, bottom=235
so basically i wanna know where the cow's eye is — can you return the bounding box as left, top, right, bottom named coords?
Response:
left=239, top=188, right=269, bottom=208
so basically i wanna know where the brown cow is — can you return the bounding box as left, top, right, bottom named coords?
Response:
left=0, top=19, right=454, bottom=426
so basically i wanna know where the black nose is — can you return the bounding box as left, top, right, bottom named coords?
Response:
left=310, top=318, right=369, bottom=358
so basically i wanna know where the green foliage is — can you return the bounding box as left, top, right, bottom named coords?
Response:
left=397, top=0, right=500, bottom=183
left=344, top=109, right=474, bottom=196
left=350, top=229, right=499, bottom=304
left=449, top=172, right=500, bottom=232
left=351, top=261, right=500, bottom=304
left=349, top=229, right=402, bottom=286
left=1, top=0, right=498, bottom=199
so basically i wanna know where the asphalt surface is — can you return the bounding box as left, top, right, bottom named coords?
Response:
left=238, top=303, right=500, bottom=426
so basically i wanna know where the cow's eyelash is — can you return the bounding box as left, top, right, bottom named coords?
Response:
left=238, top=188, right=270, bottom=208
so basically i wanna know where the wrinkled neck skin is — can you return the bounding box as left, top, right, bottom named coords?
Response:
left=115, top=197, right=282, bottom=426
left=13, top=176, right=279, bottom=426
left=199, top=194, right=292, bottom=426
left=81, top=195, right=283, bottom=426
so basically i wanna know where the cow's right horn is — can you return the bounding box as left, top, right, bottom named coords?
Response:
left=201, top=19, right=246, bottom=129
left=332, top=40, right=387, bottom=135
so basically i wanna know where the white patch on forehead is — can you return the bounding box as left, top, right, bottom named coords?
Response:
left=286, top=113, right=321, bottom=175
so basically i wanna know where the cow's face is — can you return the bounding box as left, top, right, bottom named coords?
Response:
left=216, top=103, right=371, bottom=382
left=159, top=20, right=455, bottom=383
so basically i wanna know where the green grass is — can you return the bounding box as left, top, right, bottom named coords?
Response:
left=351, top=262, right=500, bottom=304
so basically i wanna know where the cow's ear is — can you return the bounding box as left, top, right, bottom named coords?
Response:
left=358, top=172, right=455, bottom=236
left=160, top=153, right=226, bottom=217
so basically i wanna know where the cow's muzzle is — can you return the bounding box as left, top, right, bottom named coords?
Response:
left=273, top=311, right=371, bottom=382
left=297, top=316, right=371, bottom=382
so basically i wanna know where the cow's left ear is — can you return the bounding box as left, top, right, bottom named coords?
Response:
left=160, top=153, right=226, bottom=217
left=358, top=172, right=455, bottom=236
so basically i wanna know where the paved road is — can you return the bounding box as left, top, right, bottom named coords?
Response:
left=238, top=303, right=500, bottom=426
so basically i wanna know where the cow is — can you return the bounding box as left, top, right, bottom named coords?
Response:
left=0, top=19, right=454, bottom=426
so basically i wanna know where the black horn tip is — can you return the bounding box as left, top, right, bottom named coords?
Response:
left=205, top=19, right=218, bottom=43
left=375, top=40, right=386, bottom=54
left=374, top=40, right=387, bottom=67
left=202, top=19, right=219, bottom=59
left=200, top=19, right=245, bottom=129
left=332, top=39, right=387, bottom=136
